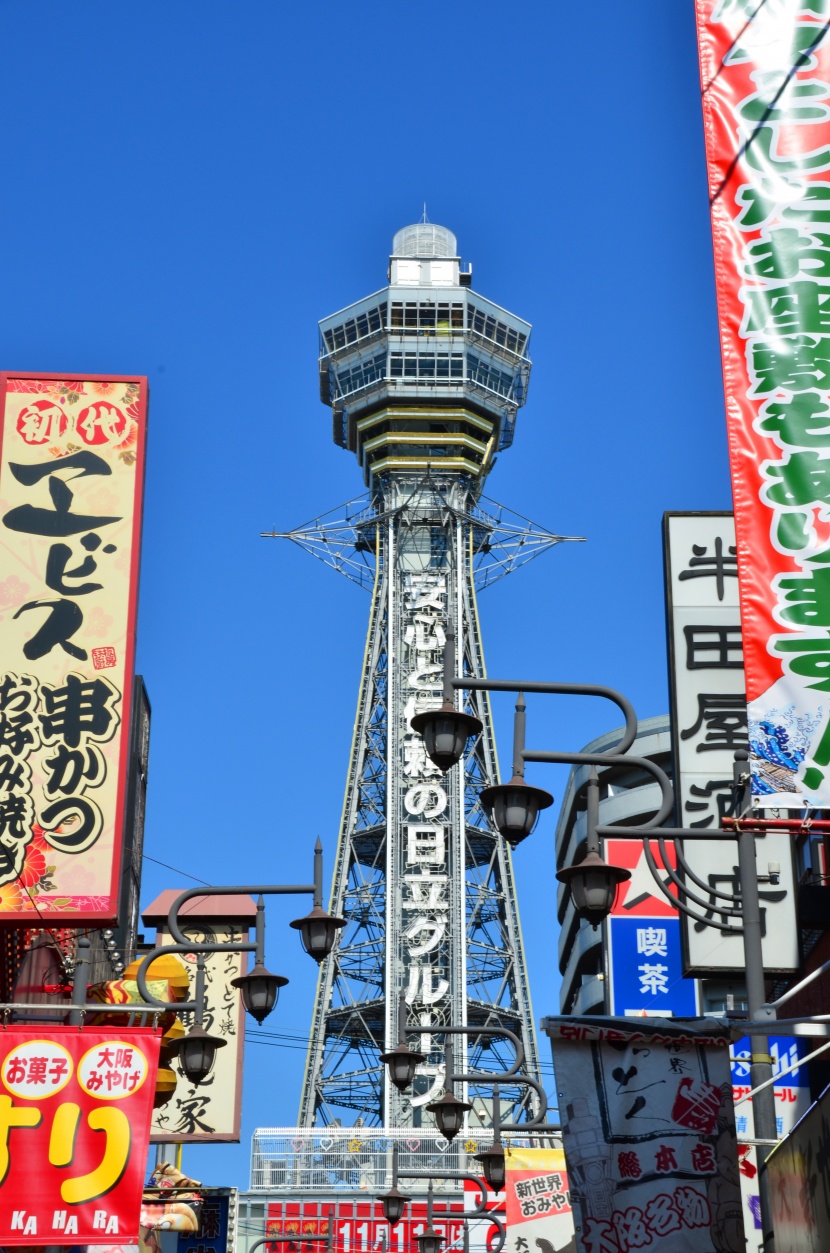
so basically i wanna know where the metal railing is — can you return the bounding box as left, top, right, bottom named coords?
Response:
left=249, top=1127, right=561, bottom=1192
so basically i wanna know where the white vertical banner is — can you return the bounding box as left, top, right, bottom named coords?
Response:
left=664, top=512, right=799, bottom=975
left=544, top=1016, right=744, bottom=1253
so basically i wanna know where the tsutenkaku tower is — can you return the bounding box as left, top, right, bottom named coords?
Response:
left=288, top=223, right=576, bottom=1129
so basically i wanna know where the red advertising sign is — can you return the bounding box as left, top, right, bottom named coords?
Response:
left=694, top=4, right=830, bottom=807
left=0, top=373, right=147, bottom=922
left=267, top=1198, right=465, bottom=1253
left=606, top=839, right=679, bottom=918
left=0, top=1025, right=160, bottom=1244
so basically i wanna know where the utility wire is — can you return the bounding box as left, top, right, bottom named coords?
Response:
left=142, top=853, right=211, bottom=886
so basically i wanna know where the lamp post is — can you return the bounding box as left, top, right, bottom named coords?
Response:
left=382, top=994, right=557, bottom=1140
left=379, top=1144, right=505, bottom=1253
left=412, top=644, right=784, bottom=1251
left=473, top=1086, right=506, bottom=1193
left=134, top=840, right=344, bottom=1081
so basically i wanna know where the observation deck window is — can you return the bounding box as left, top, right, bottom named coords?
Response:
left=335, top=351, right=387, bottom=397
left=467, top=303, right=527, bottom=356
left=379, top=442, right=477, bottom=461
left=390, top=302, right=464, bottom=332
left=323, top=301, right=387, bottom=353
left=389, top=352, right=464, bottom=380
left=467, top=352, right=517, bottom=400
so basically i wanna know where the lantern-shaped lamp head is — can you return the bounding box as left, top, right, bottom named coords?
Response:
left=380, top=1041, right=426, bottom=1092
left=290, top=905, right=346, bottom=962
left=173, top=1024, right=227, bottom=1084
left=474, top=1143, right=506, bottom=1192
left=410, top=702, right=483, bottom=772
left=426, top=1089, right=473, bottom=1141
left=479, top=775, right=554, bottom=847
left=379, top=1185, right=411, bottom=1225
left=415, top=1227, right=443, bottom=1253
left=231, top=963, right=288, bottom=1024
left=556, top=850, right=631, bottom=926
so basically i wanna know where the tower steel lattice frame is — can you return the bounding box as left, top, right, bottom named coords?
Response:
left=269, top=223, right=581, bottom=1130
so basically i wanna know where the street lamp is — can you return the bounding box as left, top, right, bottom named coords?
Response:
left=410, top=628, right=482, bottom=771
left=135, top=842, right=336, bottom=1083
left=479, top=694, right=553, bottom=847
left=474, top=1087, right=505, bottom=1192
left=381, top=1149, right=506, bottom=1253
left=290, top=904, right=345, bottom=961
left=415, top=1183, right=444, bottom=1253
left=175, top=1023, right=227, bottom=1084
left=426, top=1087, right=473, bottom=1141
left=231, top=961, right=289, bottom=1024
left=378, top=1182, right=411, bottom=1226
left=380, top=998, right=426, bottom=1090
left=382, top=999, right=553, bottom=1138
left=443, top=667, right=797, bottom=1253
left=230, top=893, right=290, bottom=1023
left=290, top=838, right=346, bottom=961
left=410, top=702, right=482, bottom=773
left=556, top=849, right=630, bottom=927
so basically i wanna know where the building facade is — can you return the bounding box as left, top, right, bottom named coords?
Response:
left=556, top=717, right=673, bottom=1015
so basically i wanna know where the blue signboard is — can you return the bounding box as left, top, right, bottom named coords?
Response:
left=177, top=1193, right=231, bottom=1253
left=731, top=1036, right=809, bottom=1088
left=608, top=916, right=698, bottom=1016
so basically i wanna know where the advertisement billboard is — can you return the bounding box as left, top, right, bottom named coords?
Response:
left=0, top=1024, right=160, bottom=1244
left=765, top=1082, right=830, bottom=1251
left=504, top=1146, right=575, bottom=1253
left=664, top=512, right=799, bottom=974
left=605, top=838, right=698, bottom=1018
left=267, top=1198, right=465, bottom=1253
left=0, top=373, right=147, bottom=923
left=694, top=2, right=830, bottom=808
left=543, top=1016, right=744, bottom=1253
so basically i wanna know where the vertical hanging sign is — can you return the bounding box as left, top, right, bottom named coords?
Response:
left=543, top=1016, right=744, bottom=1253
left=398, top=565, right=454, bottom=1108
left=505, top=1146, right=576, bottom=1253
left=695, top=2, right=830, bottom=807
left=0, top=374, right=147, bottom=923
left=663, top=512, right=799, bottom=974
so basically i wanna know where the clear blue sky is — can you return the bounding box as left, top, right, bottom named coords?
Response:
left=0, top=2, right=733, bottom=1188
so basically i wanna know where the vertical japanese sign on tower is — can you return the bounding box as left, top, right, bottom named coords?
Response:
left=398, top=564, right=455, bottom=1109
left=0, top=374, right=147, bottom=923
left=695, top=1, right=830, bottom=806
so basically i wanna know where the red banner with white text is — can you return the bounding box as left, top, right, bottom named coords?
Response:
left=695, top=1, right=830, bottom=806
left=0, top=1025, right=160, bottom=1244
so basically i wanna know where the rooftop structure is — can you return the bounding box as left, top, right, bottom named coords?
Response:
left=318, top=221, right=531, bottom=486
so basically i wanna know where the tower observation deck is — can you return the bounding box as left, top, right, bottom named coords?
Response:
left=281, top=223, right=577, bottom=1130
